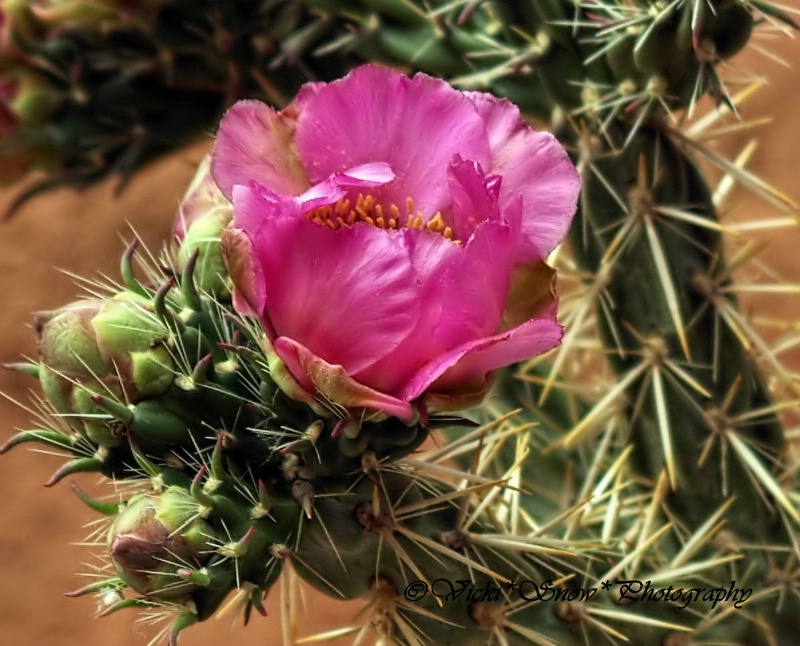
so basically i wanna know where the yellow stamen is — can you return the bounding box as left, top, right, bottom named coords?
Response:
left=426, top=212, right=445, bottom=233
left=306, top=194, right=459, bottom=242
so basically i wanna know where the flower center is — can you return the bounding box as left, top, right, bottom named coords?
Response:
left=306, top=194, right=456, bottom=240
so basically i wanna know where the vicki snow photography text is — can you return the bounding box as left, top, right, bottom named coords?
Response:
left=403, top=578, right=753, bottom=610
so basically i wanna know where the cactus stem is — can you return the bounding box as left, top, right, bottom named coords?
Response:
left=120, top=238, right=149, bottom=299
left=43, top=457, right=104, bottom=487
left=70, top=482, right=121, bottom=516
left=180, top=249, right=202, bottom=312
left=90, top=393, right=134, bottom=425
left=0, top=361, right=40, bottom=378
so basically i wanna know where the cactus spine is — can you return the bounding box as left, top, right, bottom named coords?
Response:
left=0, top=0, right=351, bottom=206
left=3, top=1, right=800, bottom=645
left=283, top=0, right=800, bottom=643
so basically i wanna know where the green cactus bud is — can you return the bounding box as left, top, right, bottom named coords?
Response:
left=35, top=291, right=173, bottom=404
left=174, top=156, right=233, bottom=298
left=7, top=70, right=62, bottom=125
left=108, top=487, right=216, bottom=601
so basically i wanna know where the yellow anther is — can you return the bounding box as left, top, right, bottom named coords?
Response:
left=426, top=212, right=445, bottom=232
left=306, top=194, right=458, bottom=243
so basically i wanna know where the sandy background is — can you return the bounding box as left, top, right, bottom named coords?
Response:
left=1, top=31, right=799, bottom=646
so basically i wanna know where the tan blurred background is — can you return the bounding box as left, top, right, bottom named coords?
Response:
left=1, top=29, right=800, bottom=646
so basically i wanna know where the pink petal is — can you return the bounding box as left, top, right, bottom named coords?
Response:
left=243, top=210, right=421, bottom=376
left=352, top=228, right=461, bottom=393
left=230, top=164, right=396, bottom=233
left=294, top=65, right=491, bottom=217
left=355, top=217, right=517, bottom=393
left=297, top=162, right=396, bottom=212
left=211, top=100, right=310, bottom=200
left=401, top=318, right=563, bottom=401
left=446, top=154, right=510, bottom=240
left=230, top=181, right=300, bottom=235
left=221, top=227, right=267, bottom=322
left=431, top=215, right=518, bottom=345
left=274, top=337, right=414, bottom=419
left=467, top=92, right=580, bottom=261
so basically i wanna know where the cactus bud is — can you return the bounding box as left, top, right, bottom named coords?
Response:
left=0, top=72, right=56, bottom=180
left=108, top=487, right=215, bottom=601
left=34, top=292, right=174, bottom=439
left=174, top=156, right=233, bottom=298
left=29, top=0, right=120, bottom=27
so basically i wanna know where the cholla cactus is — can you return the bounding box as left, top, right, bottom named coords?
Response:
left=0, top=0, right=352, bottom=208
left=3, top=2, right=800, bottom=646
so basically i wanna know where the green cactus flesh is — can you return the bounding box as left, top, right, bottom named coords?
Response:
left=3, top=0, right=800, bottom=645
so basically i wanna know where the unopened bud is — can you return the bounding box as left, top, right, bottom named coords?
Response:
left=174, top=156, right=233, bottom=297
left=108, top=487, right=215, bottom=601
left=34, top=292, right=174, bottom=438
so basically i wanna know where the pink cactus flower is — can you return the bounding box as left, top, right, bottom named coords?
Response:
left=213, top=65, right=579, bottom=421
